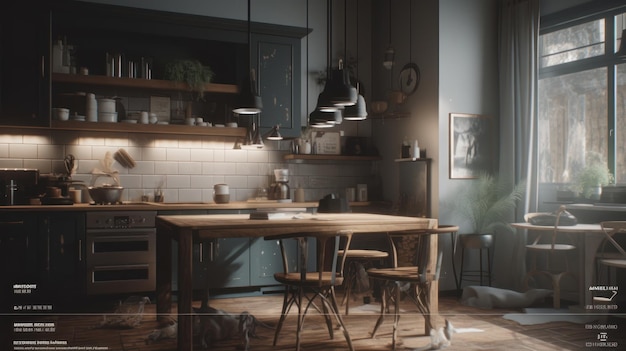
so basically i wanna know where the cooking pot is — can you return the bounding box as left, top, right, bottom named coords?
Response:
left=88, top=186, right=124, bottom=204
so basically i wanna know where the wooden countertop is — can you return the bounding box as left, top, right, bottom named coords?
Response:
left=0, top=200, right=375, bottom=212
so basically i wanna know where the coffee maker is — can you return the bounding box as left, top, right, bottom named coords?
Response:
left=269, top=169, right=290, bottom=200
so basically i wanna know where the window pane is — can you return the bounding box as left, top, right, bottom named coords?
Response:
left=616, top=63, right=626, bottom=182
left=540, top=19, right=605, bottom=67
left=616, top=13, right=626, bottom=54
left=537, top=68, right=608, bottom=183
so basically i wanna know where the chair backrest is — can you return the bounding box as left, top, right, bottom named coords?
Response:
left=276, top=231, right=353, bottom=286
left=416, top=235, right=443, bottom=283
left=600, top=221, right=626, bottom=257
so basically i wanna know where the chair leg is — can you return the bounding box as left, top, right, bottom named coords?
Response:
left=458, top=247, right=466, bottom=288
left=487, top=248, right=492, bottom=286
left=392, top=281, right=402, bottom=351
left=479, top=248, right=484, bottom=286
left=371, top=281, right=388, bottom=338
left=273, top=287, right=293, bottom=346
left=327, top=286, right=355, bottom=351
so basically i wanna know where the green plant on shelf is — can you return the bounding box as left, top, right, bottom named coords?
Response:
left=570, top=154, right=614, bottom=199
left=164, top=59, right=214, bottom=100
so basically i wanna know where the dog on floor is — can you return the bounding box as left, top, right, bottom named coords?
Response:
left=145, top=306, right=271, bottom=350
left=194, top=306, right=272, bottom=350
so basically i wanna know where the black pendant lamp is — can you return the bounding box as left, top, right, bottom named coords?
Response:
left=343, top=0, right=367, bottom=121
left=233, top=0, right=262, bottom=115
left=315, top=0, right=356, bottom=113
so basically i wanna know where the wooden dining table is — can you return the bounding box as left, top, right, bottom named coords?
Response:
left=155, top=212, right=438, bottom=350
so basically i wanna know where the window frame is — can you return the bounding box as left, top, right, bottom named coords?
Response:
left=538, top=1, right=626, bottom=184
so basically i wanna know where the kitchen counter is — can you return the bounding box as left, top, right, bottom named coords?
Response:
left=0, top=200, right=376, bottom=212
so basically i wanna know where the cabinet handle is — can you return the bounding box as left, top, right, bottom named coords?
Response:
left=78, top=239, right=82, bottom=261
left=41, top=56, right=45, bottom=78
left=199, top=242, right=203, bottom=263
left=0, top=221, right=25, bottom=226
left=209, top=241, right=214, bottom=262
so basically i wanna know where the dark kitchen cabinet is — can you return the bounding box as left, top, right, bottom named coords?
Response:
left=0, top=213, right=39, bottom=310
left=38, top=212, right=86, bottom=306
left=252, top=34, right=302, bottom=138
left=0, top=2, right=51, bottom=126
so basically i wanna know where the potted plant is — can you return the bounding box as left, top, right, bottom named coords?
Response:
left=571, top=158, right=614, bottom=201
left=450, top=173, right=526, bottom=235
left=164, top=59, right=214, bottom=101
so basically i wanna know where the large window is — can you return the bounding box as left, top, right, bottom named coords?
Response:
left=538, top=6, right=626, bottom=187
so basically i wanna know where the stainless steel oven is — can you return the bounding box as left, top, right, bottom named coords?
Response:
left=85, top=211, right=156, bottom=295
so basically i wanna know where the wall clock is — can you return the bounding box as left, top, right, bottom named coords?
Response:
left=398, top=62, right=420, bottom=96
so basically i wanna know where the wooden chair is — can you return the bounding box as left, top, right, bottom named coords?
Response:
left=367, top=229, right=444, bottom=350
left=338, top=248, right=389, bottom=314
left=265, top=230, right=355, bottom=351
left=523, top=207, right=577, bottom=309
left=594, top=221, right=626, bottom=302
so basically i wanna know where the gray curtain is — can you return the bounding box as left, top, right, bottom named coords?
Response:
left=496, top=0, right=539, bottom=290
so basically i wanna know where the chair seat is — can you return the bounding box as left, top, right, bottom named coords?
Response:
left=367, top=266, right=421, bottom=282
left=274, top=272, right=344, bottom=286
left=338, top=249, right=389, bottom=259
left=526, top=243, right=576, bottom=251
left=599, top=259, right=626, bottom=269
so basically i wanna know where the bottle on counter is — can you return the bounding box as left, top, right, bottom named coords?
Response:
left=412, top=139, right=420, bottom=159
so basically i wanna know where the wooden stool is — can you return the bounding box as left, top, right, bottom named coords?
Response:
left=458, top=233, right=494, bottom=287
left=338, top=249, right=389, bottom=314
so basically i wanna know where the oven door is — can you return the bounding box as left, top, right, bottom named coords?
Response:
left=85, top=228, right=155, bottom=295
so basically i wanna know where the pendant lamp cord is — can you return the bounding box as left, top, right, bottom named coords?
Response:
left=306, top=0, right=309, bottom=123
left=327, top=0, right=333, bottom=76
left=389, top=0, right=393, bottom=89
left=247, top=0, right=255, bottom=93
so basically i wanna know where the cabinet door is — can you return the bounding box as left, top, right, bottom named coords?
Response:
left=249, top=237, right=297, bottom=286
left=252, top=34, right=301, bottom=138
left=0, top=3, right=50, bottom=126
left=0, top=213, right=38, bottom=310
left=39, top=213, right=86, bottom=301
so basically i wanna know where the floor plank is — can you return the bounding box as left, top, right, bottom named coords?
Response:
left=9, top=291, right=625, bottom=350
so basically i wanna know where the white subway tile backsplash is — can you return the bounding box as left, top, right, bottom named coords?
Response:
left=1, top=130, right=376, bottom=204
left=166, top=148, right=191, bottom=162
left=190, top=149, right=214, bottom=162
left=38, top=144, right=64, bottom=159
left=9, top=144, right=38, bottom=159
left=155, top=161, right=179, bottom=175
left=142, top=147, right=166, bottom=161
left=0, top=144, right=8, bottom=157
left=178, top=189, right=203, bottom=203
left=166, top=175, right=190, bottom=188
left=130, top=161, right=155, bottom=175
left=179, top=162, right=202, bottom=175
left=23, top=159, right=51, bottom=173
left=236, top=162, right=259, bottom=176
left=224, top=149, right=248, bottom=163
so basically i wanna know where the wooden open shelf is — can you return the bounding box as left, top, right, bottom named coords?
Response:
left=52, top=73, right=239, bottom=94
left=51, top=120, right=246, bottom=137
left=284, top=154, right=382, bottom=161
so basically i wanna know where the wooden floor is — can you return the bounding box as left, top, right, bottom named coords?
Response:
left=12, top=291, right=626, bottom=351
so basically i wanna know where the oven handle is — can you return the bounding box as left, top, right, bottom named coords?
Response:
left=89, top=234, right=152, bottom=242
left=87, top=228, right=156, bottom=235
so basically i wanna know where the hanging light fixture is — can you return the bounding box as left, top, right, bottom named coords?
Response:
left=344, top=0, right=367, bottom=121
left=382, top=0, right=394, bottom=70
left=265, top=125, right=283, bottom=140
left=315, top=0, right=356, bottom=113
left=251, top=114, right=264, bottom=147
left=233, top=0, right=263, bottom=115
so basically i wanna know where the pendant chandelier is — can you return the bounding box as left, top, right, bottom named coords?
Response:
left=233, top=0, right=262, bottom=115
left=314, top=0, right=356, bottom=117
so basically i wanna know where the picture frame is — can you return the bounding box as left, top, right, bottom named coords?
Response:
left=449, top=113, right=494, bottom=179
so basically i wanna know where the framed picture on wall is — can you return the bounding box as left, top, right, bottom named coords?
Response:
left=449, top=113, right=494, bottom=179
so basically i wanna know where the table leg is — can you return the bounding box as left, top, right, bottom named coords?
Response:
left=156, top=225, right=172, bottom=323
left=178, top=229, right=194, bottom=351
